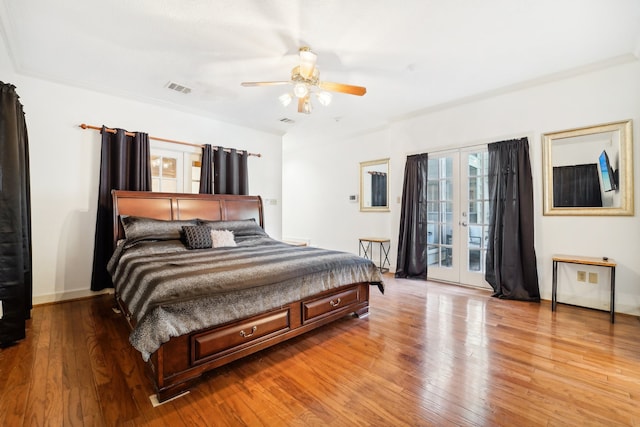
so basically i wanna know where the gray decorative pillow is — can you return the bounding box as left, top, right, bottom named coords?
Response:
left=182, top=225, right=213, bottom=249
left=198, top=218, right=268, bottom=238
left=121, top=216, right=197, bottom=244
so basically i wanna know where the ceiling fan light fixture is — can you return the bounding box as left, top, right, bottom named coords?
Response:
left=279, top=93, right=293, bottom=106
left=299, top=47, right=317, bottom=79
left=302, top=98, right=312, bottom=114
left=293, top=82, right=309, bottom=98
left=316, top=91, right=332, bottom=106
left=240, top=46, right=366, bottom=115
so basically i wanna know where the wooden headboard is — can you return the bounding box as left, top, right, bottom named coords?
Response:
left=111, top=190, right=264, bottom=248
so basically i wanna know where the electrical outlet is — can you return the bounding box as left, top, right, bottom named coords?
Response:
left=577, top=271, right=586, bottom=282
left=588, top=272, right=599, bottom=284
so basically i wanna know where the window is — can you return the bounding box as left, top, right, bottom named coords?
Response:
left=150, top=145, right=202, bottom=194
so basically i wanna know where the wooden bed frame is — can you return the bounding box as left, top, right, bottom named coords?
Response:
left=111, top=190, right=371, bottom=402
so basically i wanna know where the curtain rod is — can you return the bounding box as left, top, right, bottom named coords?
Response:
left=79, top=123, right=261, bottom=157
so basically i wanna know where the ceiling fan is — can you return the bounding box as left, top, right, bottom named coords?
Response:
left=241, top=47, right=366, bottom=114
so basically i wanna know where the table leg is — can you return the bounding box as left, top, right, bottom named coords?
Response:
left=552, top=260, right=558, bottom=312
left=360, top=241, right=372, bottom=260
left=359, top=240, right=371, bottom=259
left=610, top=266, right=615, bottom=324
left=380, top=242, right=390, bottom=272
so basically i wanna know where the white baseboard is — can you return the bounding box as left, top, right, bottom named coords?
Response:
left=32, top=288, right=113, bottom=306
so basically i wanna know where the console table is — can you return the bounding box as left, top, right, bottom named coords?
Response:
left=551, top=254, right=616, bottom=323
left=359, top=237, right=390, bottom=273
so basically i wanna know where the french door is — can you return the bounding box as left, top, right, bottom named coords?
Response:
left=426, top=147, right=490, bottom=289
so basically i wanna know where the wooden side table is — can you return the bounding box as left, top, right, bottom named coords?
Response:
left=552, top=254, right=617, bottom=323
left=282, top=240, right=308, bottom=247
left=359, top=238, right=390, bottom=273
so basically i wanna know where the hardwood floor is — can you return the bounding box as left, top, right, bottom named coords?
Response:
left=1, top=276, right=640, bottom=426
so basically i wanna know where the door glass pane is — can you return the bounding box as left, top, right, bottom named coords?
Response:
left=440, top=224, right=450, bottom=245
left=191, top=160, right=201, bottom=181
left=162, top=158, right=177, bottom=178
left=151, top=153, right=179, bottom=192
left=468, top=249, right=482, bottom=271
left=189, top=158, right=202, bottom=194
left=468, top=201, right=482, bottom=224
left=443, top=157, right=453, bottom=178
left=442, top=180, right=453, bottom=201
left=151, top=155, right=161, bottom=177
left=468, top=225, right=482, bottom=247
left=468, top=153, right=482, bottom=176
left=427, top=159, right=439, bottom=179
left=466, top=151, right=488, bottom=274
left=484, top=201, right=491, bottom=224
left=442, top=247, right=453, bottom=267
left=427, top=202, right=438, bottom=222
left=427, top=156, right=454, bottom=269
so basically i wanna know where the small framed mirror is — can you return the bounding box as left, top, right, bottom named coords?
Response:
left=360, top=158, right=390, bottom=212
left=542, top=119, right=633, bottom=216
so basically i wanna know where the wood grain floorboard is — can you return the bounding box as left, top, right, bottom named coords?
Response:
left=1, top=276, right=640, bottom=426
left=0, top=302, right=42, bottom=426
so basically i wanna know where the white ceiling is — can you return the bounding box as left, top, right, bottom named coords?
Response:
left=1, top=0, right=639, bottom=138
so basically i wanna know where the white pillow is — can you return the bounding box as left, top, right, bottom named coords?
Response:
left=210, top=229, right=236, bottom=248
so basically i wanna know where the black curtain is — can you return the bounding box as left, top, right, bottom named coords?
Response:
left=0, top=82, right=32, bottom=345
left=199, top=143, right=214, bottom=194
left=214, top=146, right=248, bottom=195
left=485, top=137, right=540, bottom=301
left=371, top=172, right=387, bottom=206
left=395, top=153, right=429, bottom=279
left=553, top=164, right=602, bottom=207
left=90, top=127, right=151, bottom=291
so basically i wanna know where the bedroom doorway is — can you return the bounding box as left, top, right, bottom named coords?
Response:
left=426, top=147, right=490, bottom=289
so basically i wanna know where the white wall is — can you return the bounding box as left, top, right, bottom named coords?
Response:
left=283, top=58, right=640, bottom=316
left=282, top=127, right=392, bottom=253
left=1, top=44, right=283, bottom=304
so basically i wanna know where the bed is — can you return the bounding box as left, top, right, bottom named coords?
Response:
left=107, top=190, right=384, bottom=402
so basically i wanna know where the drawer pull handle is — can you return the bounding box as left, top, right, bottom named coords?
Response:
left=239, top=326, right=258, bottom=338
left=330, top=298, right=342, bottom=307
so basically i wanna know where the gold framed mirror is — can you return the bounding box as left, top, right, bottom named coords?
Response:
left=360, top=158, right=390, bottom=212
left=542, top=119, right=633, bottom=216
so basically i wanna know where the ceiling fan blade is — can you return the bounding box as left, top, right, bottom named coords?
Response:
left=319, top=81, right=366, bottom=96
left=241, top=81, right=290, bottom=87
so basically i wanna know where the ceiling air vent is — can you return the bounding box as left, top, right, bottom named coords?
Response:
left=279, top=118, right=295, bottom=123
left=166, top=81, right=192, bottom=94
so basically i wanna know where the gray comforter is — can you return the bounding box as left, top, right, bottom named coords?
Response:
left=108, top=234, right=383, bottom=361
